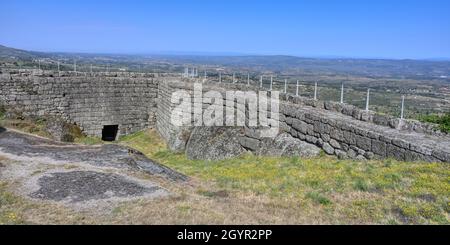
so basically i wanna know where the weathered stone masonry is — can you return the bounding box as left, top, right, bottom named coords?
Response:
left=156, top=80, right=450, bottom=163
left=0, top=74, right=158, bottom=138
left=1, top=74, right=449, bottom=163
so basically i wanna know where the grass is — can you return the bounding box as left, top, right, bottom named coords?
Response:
left=0, top=117, right=51, bottom=138
left=74, top=136, right=103, bottom=145
left=0, top=114, right=88, bottom=142
left=0, top=182, right=27, bottom=225
left=0, top=180, right=101, bottom=225
left=305, top=191, right=332, bottom=205
left=119, top=129, right=450, bottom=224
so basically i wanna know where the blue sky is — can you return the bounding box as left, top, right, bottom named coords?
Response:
left=1, top=0, right=449, bottom=59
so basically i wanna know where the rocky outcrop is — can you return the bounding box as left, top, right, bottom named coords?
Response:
left=258, top=133, right=321, bottom=157
left=0, top=128, right=188, bottom=182
left=185, top=129, right=320, bottom=160
left=186, top=127, right=246, bottom=160
left=45, top=117, right=83, bottom=142
left=166, top=127, right=192, bottom=153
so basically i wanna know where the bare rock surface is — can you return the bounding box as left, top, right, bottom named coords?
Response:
left=44, top=117, right=81, bottom=142
left=0, top=128, right=187, bottom=181
left=167, top=127, right=192, bottom=153
left=262, top=133, right=321, bottom=157
left=30, top=171, right=164, bottom=202
left=0, top=127, right=186, bottom=209
left=186, top=126, right=246, bottom=160
left=185, top=127, right=320, bottom=160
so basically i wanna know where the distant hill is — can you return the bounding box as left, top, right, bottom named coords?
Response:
left=1, top=44, right=450, bottom=79
left=0, top=45, right=47, bottom=61
left=154, top=55, right=450, bottom=79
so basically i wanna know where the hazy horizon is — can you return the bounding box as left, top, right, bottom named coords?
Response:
left=4, top=43, right=450, bottom=62
left=1, top=0, right=450, bottom=60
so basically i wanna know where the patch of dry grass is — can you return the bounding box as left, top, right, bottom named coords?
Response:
left=0, top=182, right=26, bottom=224
left=0, top=118, right=51, bottom=138
left=0, top=180, right=93, bottom=225
left=103, top=194, right=320, bottom=224
left=118, top=129, right=450, bottom=225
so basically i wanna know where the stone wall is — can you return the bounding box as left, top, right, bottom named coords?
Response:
left=1, top=69, right=179, bottom=78
left=0, top=74, right=158, bottom=138
left=1, top=73, right=449, bottom=163
left=156, top=80, right=183, bottom=150
left=156, top=79, right=450, bottom=163
left=293, top=96, right=448, bottom=137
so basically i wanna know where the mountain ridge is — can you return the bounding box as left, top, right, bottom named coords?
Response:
left=1, top=44, right=450, bottom=79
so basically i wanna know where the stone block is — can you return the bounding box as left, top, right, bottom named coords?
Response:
left=322, top=143, right=334, bottom=155
left=239, top=136, right=260, bottom=152
left=355, top=135, right=371, bottom=151
left=371, top=139, right=387, bottom=157
left=387, top=145, right=406, bottom=161
left=329, top=139, right=341, bottom=149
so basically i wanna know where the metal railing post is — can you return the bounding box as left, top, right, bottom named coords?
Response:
left=270, top=76, right=273, bottom=91
left=314, top=82, right=318, bottom=100
left=400, top=95, right=405, bottom=120
left=365, top=88, right=370, bottom=111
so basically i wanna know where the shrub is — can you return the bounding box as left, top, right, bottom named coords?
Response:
left=305, top=191, right=332, bottom=205
left=353, top=179, right=370, bottom=192
left=419, top=113, right=450, bottom=133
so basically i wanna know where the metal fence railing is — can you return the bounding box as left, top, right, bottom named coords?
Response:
left=181, top=69, right=450, bottom=121
left=1, top=61, right=449, bottom=120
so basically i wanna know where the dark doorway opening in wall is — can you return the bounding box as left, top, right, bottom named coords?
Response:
left=102, top=125, right=118, bottom=141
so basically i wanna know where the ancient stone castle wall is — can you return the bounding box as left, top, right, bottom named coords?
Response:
left=156, top=79, right=450, bottom=163
left=156, top=80, right=180, bottom=148
left=1, top=73, right=449, bottom=163
left=0, top=74, right=158, bottom=137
